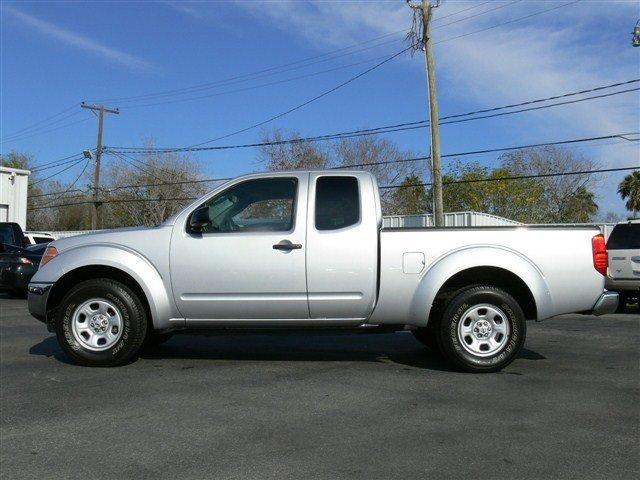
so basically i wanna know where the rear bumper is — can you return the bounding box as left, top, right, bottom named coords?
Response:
left=605, top=277, right=640, bottom=293
left=591, top=291, right=619, bottom=316
left=27, top=282, right=52, bottom=324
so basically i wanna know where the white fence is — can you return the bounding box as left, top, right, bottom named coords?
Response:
left=382, top=211, right=523, bottom=228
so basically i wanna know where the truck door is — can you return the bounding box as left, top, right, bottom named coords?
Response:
left=170, top=174, right=309, bottom=320
left=306, top=173, right=379, bottom=319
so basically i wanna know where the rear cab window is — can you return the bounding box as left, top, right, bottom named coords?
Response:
left=315, top=176, right=360, bottom=230
left=607, top=224, right=640, bottom=250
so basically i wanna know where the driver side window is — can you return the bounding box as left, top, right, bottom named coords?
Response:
left=200, top=178, right=297, bottom=233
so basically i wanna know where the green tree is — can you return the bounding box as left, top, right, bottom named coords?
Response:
left=391, top=174, right=429, bottom=215
left=618, top=170, right=640, bottom=217
left=441, top=147, right=600, bottom=223
left=441, top=161, right=543, bottom=222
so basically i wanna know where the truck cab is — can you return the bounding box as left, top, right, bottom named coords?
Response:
left=170, top=171, right=379, bottom=325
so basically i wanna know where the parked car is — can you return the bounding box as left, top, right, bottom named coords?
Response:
left=605, top=219, right=640, bottom=313
left=27, top=171, right=617, bottom=371
left=24, top=231, right=56, bottom=245
left=0, top=222, right=28, bottom=248
left=1, top=242, right=47, bottom=297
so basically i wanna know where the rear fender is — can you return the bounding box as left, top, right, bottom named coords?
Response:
left=413, top=245, right=553, bottom=325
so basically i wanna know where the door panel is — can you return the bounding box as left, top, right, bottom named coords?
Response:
left=305, top=173, right=378, bottom=319
left=170, top=174, right=309, bottom=320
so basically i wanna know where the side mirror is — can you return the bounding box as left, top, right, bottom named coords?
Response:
left=189, top=206, right=211, bottom=233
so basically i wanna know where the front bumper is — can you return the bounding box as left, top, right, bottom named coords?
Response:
left=591, top=291, right=619, bottom=316
left=27, top=282, right=53, bottom=324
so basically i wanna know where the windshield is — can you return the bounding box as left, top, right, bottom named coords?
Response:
left=607, top=224, right=640, bottom=250
left=0, top=225, right=16, bottom=246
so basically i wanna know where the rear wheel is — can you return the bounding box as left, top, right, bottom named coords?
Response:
left=438, top=285, right=526, bottom=373
left=55, top=279, right=147, bottom=367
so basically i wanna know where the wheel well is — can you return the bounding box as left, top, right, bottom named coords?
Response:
left=431, top=266, right=537, bottom=321
left=46, top=265, right=152, bottom=329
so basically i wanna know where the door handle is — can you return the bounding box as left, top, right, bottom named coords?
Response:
left=273, top=241, right=302, bottom=251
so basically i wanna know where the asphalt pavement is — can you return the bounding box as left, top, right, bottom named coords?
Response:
left=1, top=295, right=638, bottom=480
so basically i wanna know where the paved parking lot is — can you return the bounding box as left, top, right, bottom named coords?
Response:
left=1, top=295, right=638, bottom=480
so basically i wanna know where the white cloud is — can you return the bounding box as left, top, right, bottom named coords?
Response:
left=2, top=4, right=155, bottom=72
left=162, top=1, right=207, bottom=20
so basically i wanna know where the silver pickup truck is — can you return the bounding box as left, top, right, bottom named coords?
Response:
left=28, top=170, right=618, bottom=372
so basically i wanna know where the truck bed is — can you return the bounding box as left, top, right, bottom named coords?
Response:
left=370, top=226, right=605, bottom=325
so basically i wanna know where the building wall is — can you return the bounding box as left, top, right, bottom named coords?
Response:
left=0, top=167, right=30, bottom=229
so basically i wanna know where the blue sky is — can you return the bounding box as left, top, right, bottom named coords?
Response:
left=1, top=0, right=639, bottom=217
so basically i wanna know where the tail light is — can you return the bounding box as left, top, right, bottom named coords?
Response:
left=18, top=257, right=33, bottom=265
left=592, top=234, right=608, bottom=276
left=40, top=246, right=58, bottom=267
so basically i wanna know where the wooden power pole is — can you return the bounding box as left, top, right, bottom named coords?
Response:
left=81, top=102, right=119, bottom=229
left=408, top=0, right=444, bottom=226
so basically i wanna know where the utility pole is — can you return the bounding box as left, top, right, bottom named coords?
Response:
left=407, top=0, right=444, bottom=226
left=81, top=102, right=119, bottom=229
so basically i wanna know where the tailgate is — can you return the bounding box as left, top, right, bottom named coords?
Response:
left=608, top=248, right=640, bottom=280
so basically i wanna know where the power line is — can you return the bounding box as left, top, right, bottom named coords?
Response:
left=30, top=188, right=85, bottom=199
left=0, top=103, right=79, bottom=140
left=100, top=133, right=640, bottom=192
left=30, top=165, right=639, bottom=211
left=32, top=161, right=90, bottom=208
left=29, top=157, right=87, bottom=187
left=185, top=45, right=414, bottom=149
left=119, top=53, right=400, bottom=110
left=435, top=0, right=582, bottom=45
left=108, top=1, right=515, bottom=109
left=0, top=117, right=91, bottom=145
left=30, top=152, right=87, bottom=172
left=434, top=1, right=521, bottom=30
left=379, top=166, right=639, bottom=190
left=108, top=79, right=640, bottom=154
left=98, top=33, right=407, bottom=106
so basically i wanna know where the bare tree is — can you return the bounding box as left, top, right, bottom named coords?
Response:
left=259, top=129, right=330, bottom=171
left=334, top=136, right=422, bottom=214
left=103, top=150, right=210, bottom=228
left=500, top=146, right=600, bottom=223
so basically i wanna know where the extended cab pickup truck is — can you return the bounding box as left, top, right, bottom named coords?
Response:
left=28, top=171, right=618, bottom=372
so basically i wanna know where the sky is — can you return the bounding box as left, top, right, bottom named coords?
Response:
left=1, top=0, right=639, bottom=218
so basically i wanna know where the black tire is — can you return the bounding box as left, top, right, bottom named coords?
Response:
left=55, top=279, right=147, bottom=367
left=614, top=293, right=627, bottom=314
left=438, top=285, right=526, bottom=373
left=412, top=320, right=442, bottom=354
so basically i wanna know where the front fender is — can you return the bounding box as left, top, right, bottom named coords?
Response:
left=412, top=245, right=554, bottom=324
left=32, top=243, right=177, bottom=330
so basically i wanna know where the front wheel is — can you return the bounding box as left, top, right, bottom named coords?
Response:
left=438, top=285, right=526, bottom=373
left=55, top=279, right=148, bottom=367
